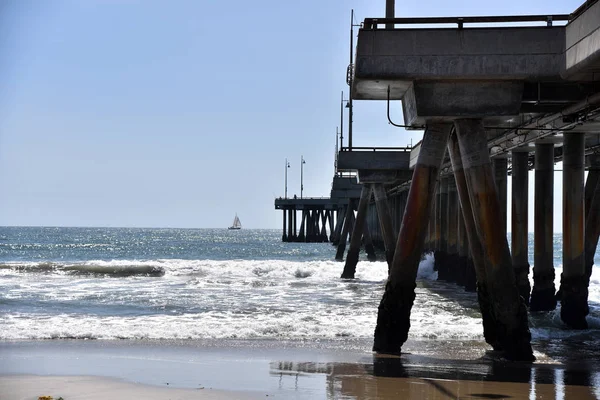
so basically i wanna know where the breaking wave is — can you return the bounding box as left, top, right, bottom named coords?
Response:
left=0, top=262, right=165, bottom=277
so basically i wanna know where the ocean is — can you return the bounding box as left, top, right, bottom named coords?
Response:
left=1, top=226, right=599, bottom=357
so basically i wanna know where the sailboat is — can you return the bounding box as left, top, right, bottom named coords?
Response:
left=228, top=214, right=242, bottom=230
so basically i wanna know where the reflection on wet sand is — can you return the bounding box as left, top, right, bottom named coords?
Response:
left=270, top=354, right=600, bottom=399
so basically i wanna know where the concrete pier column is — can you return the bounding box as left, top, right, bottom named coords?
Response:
left=447, top=175, right=459, bottom=283
left=454, top=119, right=533, bottom=361
left=332, top=207, right=344, bottom=245
left=585, top=155, right=600, bottom=216
left=328, top=210, right=335, bottom=242
left=373, top=184, right=396, bottom=271
left=493, top=158, right=508, bottom=230
left=288, top=209, right=294, bottom=241
left=560, top=132, right=587, bottom=329
left=585, top=177, right=600, bottom=283
left=299, top=210, right=306, bottom=242
left=511, top=151, right=531, bottom=304
left=447, top=130, right=497, bottom=349
left=458, top=200, right=476, bottom=291
left=530, top=143, right=557, bottom=312
left=585, top=156, right=600, bottom=280
left=320, top=210, right=328, bottom=242
left=335, top=202, right=355, bottom=261
left=373, top=123, right=451, bottom=355
left=437, top=177, right=449, bottom=280
left=363, top=221, right=377, bottom=262
left=433, top=186, right=440, bottom=257
left=341, top=185, right=372, bottom=279
left=282, top=209, right=288, bottom=242
left=293, top=209, right=297, bottom=241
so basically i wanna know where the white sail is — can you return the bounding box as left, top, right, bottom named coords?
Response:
left=229, top=214, right=242, bottom=229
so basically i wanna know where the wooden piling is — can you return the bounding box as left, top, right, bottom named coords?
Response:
left=560, top=132, right=587, bottom=329
left=511, top=151, right=531, bottom=305
left=447, top=129, right=498, bottom=349
left=373, top=184, right=396, bottom=272
left=373, top=123, right=451, bottom=355
left=454, top=119, right=533, bottom=361
left=341, top=186, right=372, bottom=278
left=530, top=143, right=557, bottom=312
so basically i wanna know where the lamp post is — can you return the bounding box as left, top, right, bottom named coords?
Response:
left=340, top=91, right=350, bottom=150
left=285, top=159, right=290, bottom=199
left=301, top=156, right=306, bottom=199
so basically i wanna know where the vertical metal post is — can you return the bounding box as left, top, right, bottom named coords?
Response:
left=386, top=0, right=395, bottom=29
left=530, top=143, right=556, bottom=312
left=348, top=9, right=354, bottom=151
left=560, top=132, right=587, bottom=329
left=284, top=159, right=290, bottom=199
left=340, top=92, right=344, bottom=149
left=301, top=156, right=305, bottom=199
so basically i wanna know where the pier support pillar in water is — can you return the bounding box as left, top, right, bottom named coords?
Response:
left=433, top=183, right=442, bottom=266
left=332, top=206, right=345, bottom=245
left=373, top=184, right=396, bottom=272
left=335, top=203, right=354, bottom=261
left=341, top=185, right=372, bottom=278
left=585, top=156, right=600, bottom=282
left=447, top=129, right=498, bottom=349
left=437, top=177, right=449, bottom=280
left=454, top=119, right=533, bottom=361
left=373, top=123, right=451, bottom=354
left=511, top=151, right=531, bottom=304
left=447, top=175, right=459, bottom=283
left=457, top=200, right=475, bottom=291
left=363, top=220, right=377, bottom=262
left=493, top=157, right=508, bottom=229
left=560, top=132, right=587, bottom=329
left=530, top=143, right=557, bottom=312
left=282, top=209, right=288, bottom=242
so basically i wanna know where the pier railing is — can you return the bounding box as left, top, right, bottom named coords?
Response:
left=363, top=14, right=571, bottom=30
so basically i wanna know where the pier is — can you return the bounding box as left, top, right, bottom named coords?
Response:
left=276, top=0, right=600, bottom=361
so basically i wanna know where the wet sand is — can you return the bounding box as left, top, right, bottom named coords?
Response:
left=1, top=339, right=599, bottom=399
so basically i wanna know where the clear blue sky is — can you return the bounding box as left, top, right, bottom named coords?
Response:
left=0, top=0, right=582, bottom=229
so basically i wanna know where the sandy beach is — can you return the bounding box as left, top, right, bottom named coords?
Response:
left=1, top=339, right=599, bottom=399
